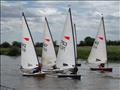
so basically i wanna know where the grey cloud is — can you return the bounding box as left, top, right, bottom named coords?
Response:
left=1, top=1, right=120, bottom=43
left=107, top=30, right=120, bottom=35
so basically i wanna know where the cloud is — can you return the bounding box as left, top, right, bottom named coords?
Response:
left=1, top=1, right=120, bottom=43
left=39, top=8, right=62, bottom=16
left=1, top=1, right=27, bottom=7
left=111, top=11, right=120, bottom=17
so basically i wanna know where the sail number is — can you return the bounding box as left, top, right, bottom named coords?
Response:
left=60, top=40, right=67, bottom=50
left=93, top=40, right=99, bottom=48
left=43, top=43, right=48, bottom=51
left=21, top=43, right=26, bottom=52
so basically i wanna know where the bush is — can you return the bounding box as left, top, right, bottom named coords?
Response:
left=1, top=42, right=11, bottom=48
left=7, top=47, right=20, bottom=56
left=12, top=41, right=21, bottom=48
left=35, top=42, right=43, bottom=47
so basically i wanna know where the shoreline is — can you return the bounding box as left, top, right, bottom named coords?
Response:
left=0, top=46, right=120, bottom=63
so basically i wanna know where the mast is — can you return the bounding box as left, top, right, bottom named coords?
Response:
left=45, top=17, right=56, bottom=56
left=74, top=23, right=77, bottom=66
left=22, top=12, right=40, bottom=65
left=69, top=8, right=76, bottom=67
left=101, top=15, right=108, bottom=67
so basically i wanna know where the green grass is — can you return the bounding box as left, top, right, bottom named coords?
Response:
left=77, top=46, right=120, bottom=62
left=107, top=46, right=120, bottom=62
left=0, top=48, right=11, bottom=55
left=77, top=46, right=91, bottom=60
left=0, top=46, right=120, bottom=62
left=0, top=47, right=20, bottom=56
left=36, top=47, right=42, bottom=56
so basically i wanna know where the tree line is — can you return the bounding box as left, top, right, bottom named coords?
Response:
left=78, top=37, right=120, bottom=46
left=0, top=36, right=120, bottom=48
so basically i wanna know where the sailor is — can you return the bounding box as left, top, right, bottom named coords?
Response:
left=99, top=63, right=105, bottom=68
left=70, top=66, right=78, bottom=74
left=99, top=63, right=105, bottom=73
left=33, top=63, right=42, bottom=73
left=20, top=66, right=23, bottom=69
left=52, top=65, right=57, bottom=69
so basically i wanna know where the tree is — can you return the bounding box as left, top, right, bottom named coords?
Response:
left=107, top=40, right=120, bottom=45
left=84, top=36, right=94, bottom=46
left=35, top=42, right=43, bottom=47
left=12, top=41, right=21, bottom=48
left=78, top=41, right=84, bottom=46
left=1, top=42, right=11, bottom=48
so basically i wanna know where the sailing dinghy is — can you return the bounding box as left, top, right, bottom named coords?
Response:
left=41, top=17, right=57, bottom=72
left=88, top=15, right=112, bottom=72
left=20, top=12, right=46, bottom=76
left=56, top=8, right=81, bottom=80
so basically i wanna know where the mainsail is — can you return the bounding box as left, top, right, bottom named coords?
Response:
left=56, top=8, right=76, bottom=70
left=41, top=17, right=56, bottom=68
left=88, top=16, right=107, bottom=65
left=21, top=12, right=39, bottom=69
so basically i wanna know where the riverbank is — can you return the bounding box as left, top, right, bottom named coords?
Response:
left=0, top=46, right=120, bottom=62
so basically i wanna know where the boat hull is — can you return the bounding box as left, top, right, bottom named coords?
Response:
left=42, top=69, right=64, bottom=74
left=22, top=72, right=46, bottom=77
left=90, top=68, right=112, bottom=72
left=57, top=74, right=81, bottom=80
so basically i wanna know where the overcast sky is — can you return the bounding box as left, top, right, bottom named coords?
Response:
left=1, top=1, right=120, bottom=44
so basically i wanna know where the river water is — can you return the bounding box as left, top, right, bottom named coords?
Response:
left=0, top=55, right=120, bottom=90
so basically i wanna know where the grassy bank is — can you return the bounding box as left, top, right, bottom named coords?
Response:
left=0, top=46, right=120, bottom=62
left=77, top=46, right=120, bottom=63
left=0, top=47, right=21, bottom=56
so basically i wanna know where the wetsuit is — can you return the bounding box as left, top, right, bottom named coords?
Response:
left=99, top=63, right=105, bottom=73
left=33, top=64, right=42, bottom=73
left=70, top=66, right=78, bottom=74
left=99, top=63, right=105, bottom=68
left=52, top=65, right=57, bottom=69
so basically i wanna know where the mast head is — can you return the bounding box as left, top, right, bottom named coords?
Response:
left=74, top=23, right=76, bottom=27
left=45, top=16, right=47, bottom=21
left=68, top=8, right=71, bottom=13
left=22, top=12, right=24, bottom=16
left=45, top=17, right=49, bottom=24
left=101, top=14, right=104, bottom=20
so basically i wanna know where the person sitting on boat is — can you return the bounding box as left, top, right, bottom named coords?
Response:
left=99, top=63, right=105, bottom=68
left=52, top=65, right=57, bottom=69
left=70, top=66, right=78, bottom=74
left=20, top=66, right=23, bottom=69
left=99, top=63, right=105, bottom=73
left=33, top=63, right=42, bottom=73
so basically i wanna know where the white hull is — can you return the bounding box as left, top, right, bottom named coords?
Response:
left=42, top=68, right=64, bottom=73
left=22, top=71, right=46, bottom=76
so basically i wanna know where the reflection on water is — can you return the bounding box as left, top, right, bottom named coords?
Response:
left=1, top=55, right=120, bottom=90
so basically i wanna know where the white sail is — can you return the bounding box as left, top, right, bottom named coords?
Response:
left=21, top=13, right=39, bottom=69
left=41, top=17, right=56, bottom=68
left=56, top=9, right=75, bottom=70
left=88, top=16, right=107, bottom=65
